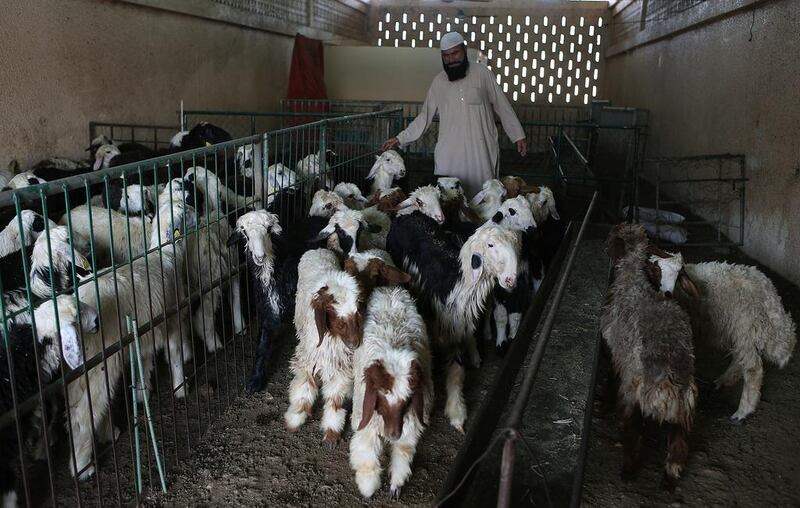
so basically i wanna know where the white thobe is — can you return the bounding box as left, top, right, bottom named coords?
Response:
left=396, top=63, right=526, bottom=196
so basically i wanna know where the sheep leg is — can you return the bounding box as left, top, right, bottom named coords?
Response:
left=621, top=403, right=643, bottom=481
left=1, top=490, right=17, bottom=508
left=508, top=312, right=522, bottom=340
left=444, top=355, right=467, bottom=433
left=167, top=328, right=188, bottom=400
left=349, top=427, right=385, bottom=498
left=714, top=359, right=742, bottom=390
left=464, top=333, right=482, bottom=369
left=284, top=368, right=319, bottom=432
left=388, top=427, right=421, bottom=500
left=731, top=356, right=763, bottom=422
left=494, top=303, right=509, bottom=352
left=229, top=277, right=244, bottom=335
left=661, top=424, right=689, bottom=491
left=320, top=375, right=352, bottom=448
left=193, top=292, right=222, bottom=353
left=246, top=327, right=273, bottom=394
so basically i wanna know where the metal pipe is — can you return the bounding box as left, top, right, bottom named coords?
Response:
left=497, top=432, right=517, bottom=508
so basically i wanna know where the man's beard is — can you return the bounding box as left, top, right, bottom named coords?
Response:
left=443, top=57, right=469, bottom=81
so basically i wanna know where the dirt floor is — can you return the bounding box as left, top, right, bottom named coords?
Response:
left=581, top=247, right=800, bottom=507
left=140, top=327, right=508, bottom=507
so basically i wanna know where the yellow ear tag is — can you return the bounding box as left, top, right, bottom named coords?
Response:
left=173, top=229, right=182, bottom=239
left=81, top=258, right=91, bottom=270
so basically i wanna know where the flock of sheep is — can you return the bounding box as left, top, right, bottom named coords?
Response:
left=0, top=119, right=795, bottom=504
left=0, top=124, right=563, bottom=504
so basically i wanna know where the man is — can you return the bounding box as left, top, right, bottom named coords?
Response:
left=381, top=31, right=527, bottom=196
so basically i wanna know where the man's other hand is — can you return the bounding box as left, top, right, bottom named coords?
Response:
left=516, top=139, right=528, bottom=157
left=382, top=137, right=400, bottom=152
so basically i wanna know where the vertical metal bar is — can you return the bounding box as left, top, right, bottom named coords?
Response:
left=497, top=434, right=517, bottom=508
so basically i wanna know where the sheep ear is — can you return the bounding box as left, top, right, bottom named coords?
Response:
left=380, top=264, right=412, bottom=285
left=227, top=230, right=243, bottom=247
left=343, top=258, right=359, bottom=276
left=269, top=222, right=283, bottom=236
left=310, top=223, right=335, bottom=244
left=59, top=323, right=84, bottom=370
left=491, top=211, right=503, bottom=224
left=470, top=190, right=487, bottom=207
left=471, top=253, right=483, bottom=282
left=9, top=159, right=20, bottom=173
left=358, top=378, right=378, bottom=431
left=312, top=289, right=331, bottom=347
left=93, top=155, right=103, bottom=171
left=366, top=159, right=380, bottom=180
left=366, top=223, right=382, bottom=234
left=550, top=206, right=561, bottom=221
left=678, top=269, right=702, bottom=298
left=645, top=243, right=671, bottom=259
left=395, top=196, right=415, bottom=210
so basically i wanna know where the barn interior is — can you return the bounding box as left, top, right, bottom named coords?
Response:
left=1, top=0, right=799, bottom=506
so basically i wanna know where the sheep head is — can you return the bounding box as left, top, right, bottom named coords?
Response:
left=309, top=190, right=346, bottom=218
left=34, top=295, right=100, bottom=371
left=501, top=175, right=540, bottom=198
left=358, top=359, right=426, bottom=440
left=313, top=209, right=377, bottom=256
left=367, top=150, right=406, bottom=182
left=462, top=224, right=521, bottom=290
left=470, top=179, right=507, bottom=222
left=436, top=177, right=465, bottom=202
left=491, top=196, right=537, bottom=233
left=228, top=210, right=282, bottom=265
left=93, top=144, right=121, bottom=171
left=30, top=226, right=93, bottom=299
left=334, top=182, right=368, bottom=210
left=395, top=185, right=445, bottom=225
left=645, top=248, right=702, bottom=299
left=311, top=273, right=364, bottom=349
left=525, top=186, right=560, bottom=224
left=343, top=251, right=411, bottom=294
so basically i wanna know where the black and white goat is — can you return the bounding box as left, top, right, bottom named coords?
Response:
left=1, top=296, right=99, bottom=508
left=228, top=211, right=301, bottom=394
left=0, top=210, right=53, bottom=259
left=387, top=217, right=520, bottom=431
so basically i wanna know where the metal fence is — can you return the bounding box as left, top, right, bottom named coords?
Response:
left=641, top=153, right=747, bottom=248
left=0, top=108, right=401, bottom=507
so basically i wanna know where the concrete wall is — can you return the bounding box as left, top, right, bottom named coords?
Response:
left=0, top=0, right=294, bottom=168
left=325, top=46, right=481, bottom=102
left=604, top=0, right=800, bottom=286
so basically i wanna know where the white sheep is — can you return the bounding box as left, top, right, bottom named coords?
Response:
left=349, top=285, right=432, bottom=500
left=296, top=150, right=334, bottom=192
left=469, top=179, right=507, bottom=222
left=525, top=185, right=560, bottom=225
left=284, top=248, right=365, bottom=446
left=4, top=172, right=46, bottom=190
left=395, top=185, right=445, bottom=225
left=650, top=252, right=797, bottom=421
left=366, top=150, right=406, bottom=195
left=0, top=295, right=99, bottom=508
left=0, top=210, right=55, bottom=258
left=66, top=191, right=195, bottom=480
left=60, top=205, right=152, bottom=268
left=184, top=166, right=252, bottom=213
left=387, top=220, right=521, bottom=431
left=334, top=182, right=369, bottom=210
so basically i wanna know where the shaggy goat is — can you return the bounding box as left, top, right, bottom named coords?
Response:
left=649, top=252, right=796, bottom=421
left=469, top=179, right=507, bottom=222
left=349, top=285, right=432, bottom=500
left=66, top=193, right=195, bottom=480
left=0, top=296, right=99, bottom=508
left=601, top=224, right=699, bottom=490
left=228, top=210, right=301, bottom=393
left=387, top=218, right=520, bottom=431
left=334, top=182, right=369, bottom=210
left=366, top=150, right=406, bottom=195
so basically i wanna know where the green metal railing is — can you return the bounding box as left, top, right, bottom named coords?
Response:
left=0, top=108, right=402, bottom=507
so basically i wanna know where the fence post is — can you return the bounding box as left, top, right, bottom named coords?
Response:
left=262, top=133, right=270, bottom=206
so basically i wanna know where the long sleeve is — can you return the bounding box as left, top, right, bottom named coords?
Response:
left=397, top=81, right=438, bottom=146
left=483, top=67, right=526, bottom=143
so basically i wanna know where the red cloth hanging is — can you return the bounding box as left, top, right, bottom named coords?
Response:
left=287, top=34, right=329, bottom=125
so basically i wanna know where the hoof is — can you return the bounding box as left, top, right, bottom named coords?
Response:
left=286, top=425, right=299, bottom=433
left=496, top=340, right=511, bottom=357
left=174, top=385, right=187, bottom=400
left=77, top=465, right=96, bottom=482
left=660, top=473, right=678, bottom=492
left=451, top=423, right=465, bottom=434
left=389, top=486, right=402, bottom=501
left=728, top=414, right=746, bottom=425
left=322, top=430, right=340, bottom=449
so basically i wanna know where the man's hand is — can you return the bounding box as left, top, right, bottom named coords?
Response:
left=516, top=138, right=528, bottom=157
left=382, top=137, right=400, bottom=152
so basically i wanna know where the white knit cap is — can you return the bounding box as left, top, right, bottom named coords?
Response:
left=440, top=32, right=465, bottom=51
